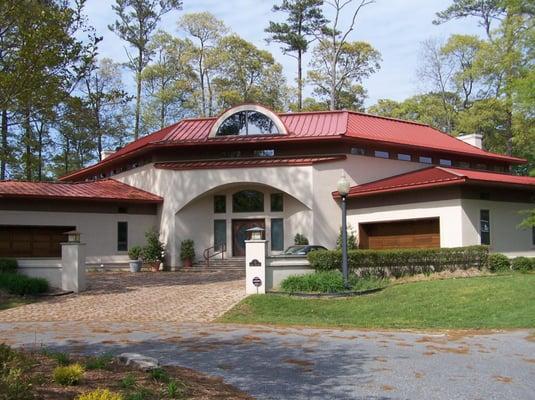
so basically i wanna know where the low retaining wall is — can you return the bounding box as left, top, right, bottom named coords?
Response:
left=266, top=256, right=314, bottom=290
left=17, top=258, right=63, bottom=288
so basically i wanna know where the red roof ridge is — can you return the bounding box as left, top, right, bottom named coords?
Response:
left=347, top=110, right=431, bottom=128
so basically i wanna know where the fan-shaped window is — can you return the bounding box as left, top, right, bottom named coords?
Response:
left=216, top=111, right=280, bottom=136
left=233, top=190, right=264, bottom=213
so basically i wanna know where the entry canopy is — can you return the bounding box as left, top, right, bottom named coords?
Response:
left=209, top=104, right=288, bottom=137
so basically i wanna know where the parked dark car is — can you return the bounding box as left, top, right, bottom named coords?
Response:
left=282, top=245, right=327, bottom=256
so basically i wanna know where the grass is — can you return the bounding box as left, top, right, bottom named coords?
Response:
left=0, top=296, right=34, bottom=311
left=221, top=273, right=535, bottom=329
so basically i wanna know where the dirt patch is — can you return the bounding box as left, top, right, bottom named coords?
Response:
left=18, top=350, right=252, bottom=399
left=391, top=268, right=486, bottom=284
left=381, top=384, right=396, bottom=391
left=414, top=372, right=424, bottom=379
left=522, top=358, right=535, bottom=364
left=493, top=375, right=513, bottom=384
left=282, top=358, right=315, bottom=372
left=425, top=344, right=470, bottom=355
left=525, top=333, right=535, bottom=342
left=241, top=335, right=263, bottom=343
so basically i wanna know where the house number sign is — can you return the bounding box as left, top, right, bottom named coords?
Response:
left=252, top=277, right=262, bottom=287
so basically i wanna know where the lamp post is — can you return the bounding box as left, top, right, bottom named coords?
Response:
left=337, top=174, right=351, bottom=289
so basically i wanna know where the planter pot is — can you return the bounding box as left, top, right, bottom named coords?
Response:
left=148, top=262, right=160, bottom=272
left=183, top=258, right=192, bottom=269
left=129, top=260, right=142, bottom=273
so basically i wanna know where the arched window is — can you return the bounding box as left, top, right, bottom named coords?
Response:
left=216, top=111, right=279, bottom=136
left=233, top=190, right=264, bottom=213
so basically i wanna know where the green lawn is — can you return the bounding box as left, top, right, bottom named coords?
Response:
left=221, top=273, right=535, bottom=329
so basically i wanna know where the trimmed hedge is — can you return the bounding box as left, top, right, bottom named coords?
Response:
left=0, top=258, right=17, bottom=273
left=307, top=246, right=489, bottom=279
left=511, top=256, right=535, bottom=272
left=280, top=271, right=387, bottom=293
left=488, top=253, right=511, bottom=272
left=0, top=273, right=49, bottom=295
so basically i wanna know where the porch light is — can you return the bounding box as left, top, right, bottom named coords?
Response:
left=337, top=173, right=350, bottom=289
left=247, top=227, right=265, bottom=240
left=65, top=230, right=81, bottom=243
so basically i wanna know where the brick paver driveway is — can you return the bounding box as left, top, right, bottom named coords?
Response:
left=0, top=271, right=246, bottom=323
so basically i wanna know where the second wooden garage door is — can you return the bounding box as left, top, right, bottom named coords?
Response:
left=0, top=225, right=75, bottom=258
left=359, top=218, right=440, bottom=250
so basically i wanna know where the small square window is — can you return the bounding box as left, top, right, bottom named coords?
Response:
left=214, top=195, right=226, bottom=213
left=419, top=156, right=432, bottom=164
left=439, top=159, right=452, bottom=166
left=374, top=150, right=389, bottom=159
left=351, top=147, right=366, bottom=156
left=270, top=193, right=283, bottom=212
left=397, top=153, right=411, bottom=161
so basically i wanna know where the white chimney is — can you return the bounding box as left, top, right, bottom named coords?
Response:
left=101, top=150, right=115, bottom=160
left=458, top=133, right=483, bottom=149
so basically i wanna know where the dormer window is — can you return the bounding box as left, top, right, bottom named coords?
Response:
left=209, top=104, right=287, bottom=138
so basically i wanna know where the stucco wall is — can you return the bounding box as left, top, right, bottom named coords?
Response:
left=461, top=199, right=535, bottom=256
left=17, top=258, right=63, bottom=288
left=0, top=210, right=157, bottom=264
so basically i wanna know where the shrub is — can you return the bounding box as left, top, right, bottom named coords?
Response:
left=487, top=253, right=511, bottom=272
left=76, top=389, right=123, bottom=400
left=0, top=344, right=34, bottom=400
left=42, top=349, right=71, bottom=366
left=308, top=246, right=489, bottom=279
left=53, top=363, right=85, bottom=386
left=167, top=379, right=187, bottom=399
left=128, top=246, right=143, bottom=261
left=120, top=373, right=136, bottom=389
left=149, top=367, right=169, bottom=383
left=511, top=257, right=534, bottom=272
left=280, top=271, right=387, bottom=293
left=336, top=226, right=358, bottom=250
left=0, top=258, right=17, bottom=273
left=293, top=233, right=309, bottom=245
left=180, top=240, right=195, bottom=261
left=0, top=273, right=49, bottom=295
left=142, top=229, right=165, bottom=263
left=84, top=353, right=113, bottom=370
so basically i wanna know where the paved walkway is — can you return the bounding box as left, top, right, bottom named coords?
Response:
left=0, top=271, right=246, bottom=323
left=1, top=321, right=533, bottom=400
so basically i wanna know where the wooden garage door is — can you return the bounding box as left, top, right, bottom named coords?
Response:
left=359, top=218, right=440, bottom=250
left=0, top=225, right=75, bottom=258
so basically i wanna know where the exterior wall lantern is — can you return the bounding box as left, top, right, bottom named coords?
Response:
left=65, top=230, right=81, bottom=243
left=247, top=227, right=265, bottom=241
left=337, top=174, right=351, bottom=289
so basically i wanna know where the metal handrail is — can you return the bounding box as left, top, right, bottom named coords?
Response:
left=203, top=243, right=226, bottom=268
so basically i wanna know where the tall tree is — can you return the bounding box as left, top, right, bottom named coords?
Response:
left=178, top=12, right=227, bottom=117
left=313, top=0, right=376, bottom=110
left=265, top=0, right=326, bottom=110
left=308, top=40, right=381, bottom=110
left=109, top=0, right=183, bottom=139
left=141, top=31, right=195, bottom=131
left=82, top=58, right=132, bottom=161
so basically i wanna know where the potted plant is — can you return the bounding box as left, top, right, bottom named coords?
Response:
left=128, top=246, right=143, bottom=272
left=142, top=229, right=166, bottom=272
left=180, top=239, right=195, bottom=268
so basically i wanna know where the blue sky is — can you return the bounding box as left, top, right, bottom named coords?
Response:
left=85, top=0, right=483, bottom=107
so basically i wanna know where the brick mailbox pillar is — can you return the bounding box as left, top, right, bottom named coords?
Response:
left=245, top=240, right=267, bottom=294
left=61, top=241, right=86, bottom=293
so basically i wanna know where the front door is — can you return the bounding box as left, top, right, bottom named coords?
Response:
left=232, top=219, right=265, bottom=257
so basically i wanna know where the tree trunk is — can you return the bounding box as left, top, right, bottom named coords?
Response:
left=297, top=50, right=303, bottom=111
left=199, top=51, right=206, bottom=117
left=37, top=124, right=43, bottom=181
left=134, top=48, right=143, bottom=140
left=330, top=58, right=337, bottom=110
left=23, top=108, right=32, bottom=181
left=207, top=74, right=213, bottom=117
left=1, top=110, right=7, bottom=180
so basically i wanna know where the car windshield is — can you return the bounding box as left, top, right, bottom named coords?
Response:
left=283, top=246, right=306, bottom=255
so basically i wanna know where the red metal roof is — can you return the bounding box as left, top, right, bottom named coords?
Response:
left=154, top=155, right=346, bottom=171
left=0, top=179, right=162, bottom=203
left=342, top=167, right=535, bottom=198
left=60, top=107, right=525, bottom=181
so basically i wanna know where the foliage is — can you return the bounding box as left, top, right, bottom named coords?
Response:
left=141, top=229, right=165, bottom=263
left=280, top=270, right=387, bottom=293
left=336, top=226, right=358, bottom=250
left=0, top=273, right=49, bottom=296
left=308, top=246, right=489, bottom=278
left=52, top=363, right=85, bottom=386
left=167, top=379, right=187, bottom=398
left=487, top=253, right=511, bottom=272
left=265, top=0, right=326, bottom=110
left=0, top=259, right=17, bottom=274
left=120, top=373, right=136, bottom=389
left=84, top=353, right=113, bottom=370
left=511, top=256, right=535, bottom=272
left=0, top=344, right=34, bottom=400
left=41, top=350, right=71, bottom=366
left=149, top=367, right=169, bottom=383
left=222, top=274, right=535, bottom=329
left=294, top=233, right=309, bottom=245
left=128, top=246, right=143, bottom=261
left=179, top=239, right=195, bottom=261
left=76, top=389, right=123, bottom=400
